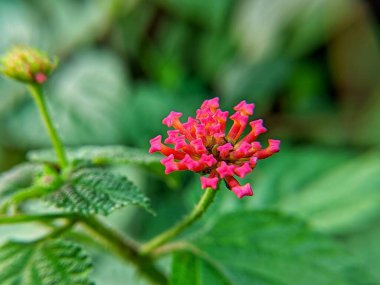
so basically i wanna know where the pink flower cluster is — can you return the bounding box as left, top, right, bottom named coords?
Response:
left=149, top=98, right=280, bottom=198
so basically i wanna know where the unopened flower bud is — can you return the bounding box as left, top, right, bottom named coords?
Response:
left=0, top=46, right=58, bottom=85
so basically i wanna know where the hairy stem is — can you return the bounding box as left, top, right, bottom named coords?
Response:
left=28, top=84, right=68, bottom=169
left=81, top=216, right=168, bottom=285
left=140, top=188, right=217, bottom=255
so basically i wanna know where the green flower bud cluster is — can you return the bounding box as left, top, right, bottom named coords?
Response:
left=0, top=46, right=58, bottom=85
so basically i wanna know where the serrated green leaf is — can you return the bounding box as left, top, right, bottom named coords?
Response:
left=0, top=239, right=92, bottom=285
left=27, top=145, right=161, bottom=166
left=0, top=163, right=43, bottom=202
left=46, top=168, right=152, bottom=215
left=171, top=210, right=374, bottom=285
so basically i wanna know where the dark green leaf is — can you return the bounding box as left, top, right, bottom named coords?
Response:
left=46, top=168, right=152, bottom=215
left=0, top=239, right=92, bottom=285
left=171, top=210, right=374, bottom=285
left=0, top=163, right=42, bottom=202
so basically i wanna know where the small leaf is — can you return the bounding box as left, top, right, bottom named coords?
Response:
left=28, top=145, right=161, bottom=166
left=0, top=239, right=92, bottom=285
left=0, top=163, right=43, bottom=202
left=171, top=210, right=375, bottom=285
left=46, top=168, right=152, bottom=215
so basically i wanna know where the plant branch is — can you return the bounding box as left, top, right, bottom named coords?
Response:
left=81, top=216, right=168, bottom=285
left=151, top=241, right=194, bottom=258
left=28, top=84, right=68, bottom=169
left=140, top=188, right=217, bottom=255
left=0, top=186, right=53, bottom=213
left=37, top=218, right=78, bottom=242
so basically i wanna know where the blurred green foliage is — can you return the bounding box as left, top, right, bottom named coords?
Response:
left=1, top=0, right=380, bottom=284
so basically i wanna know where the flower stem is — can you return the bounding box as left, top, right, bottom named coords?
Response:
left=27, top=84, right=68, bottom=169
left=140, top=188, right=217, bottom=255
left=81, top=216, right=168, bottom=285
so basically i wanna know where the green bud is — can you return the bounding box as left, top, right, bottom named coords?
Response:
left=0, top=46, right=58, bottom=85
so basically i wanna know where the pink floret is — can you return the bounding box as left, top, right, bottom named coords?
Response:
left=162, top=111, right=182, bottom=127
left=231, top=183, right=253, bottom=199
left=200, top=176, right=219, bottom=189
left=180, top=154, right=199, bottom=171
left=149, top=135, right=162, bottom=153
left=234, top=100, right=254, bottom=116
left=161, top=155, right=177, bottom=174
left=216, top=162, right=236, bottom=178
left=217, top=143, right=233, bottom=158
left=234, top=163, right=252, bottom=178
left=199, top=154, right=217, bottom=167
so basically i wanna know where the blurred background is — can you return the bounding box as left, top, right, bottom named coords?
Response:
left=0, top=0, right=380, bottom=283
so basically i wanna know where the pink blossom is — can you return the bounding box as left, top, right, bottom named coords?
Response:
left=200, top=176, right=219, bottom=189
left=149, top=97, right=280, bottom=198
left=217, top=143, right=233, bottom=158
left=216, top=161, right=236, bottom=178
left=231, top=183, right=253, bottom=198
left=234, top=163, right=252, bottom=178
left=234, top=100, right=254, bottom=116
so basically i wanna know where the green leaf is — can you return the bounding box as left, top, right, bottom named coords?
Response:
left=0, top=239, right=92, bottom=285
left=46, top=168, right=152, bottom=215
left=27, top=145, right=161, bottom=166
left=171, top=210, right=374, bottom=285
left=249, top=146, right=353, bottom=208
left=344, top=221, right=380, bottom=281
left=0, top=163, right=42, bottom=202
left=171, top=251, right=229, bottom=285
left=278, top=152, right=380, bottom=234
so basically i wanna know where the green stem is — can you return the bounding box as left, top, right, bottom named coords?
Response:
left=36, top=219, right=78, bottom=242
left=81, top=216, right=168, bottom=285
left=140, top=188, right=217, bottom=255
left=0, top=186, right=53, bottom=213
left=0, top=213, right=76, bottom=225
left=28, top=84, right=68, bottom=169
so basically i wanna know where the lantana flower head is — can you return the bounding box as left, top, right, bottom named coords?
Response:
left=149, top=97, right=280, bottom=198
